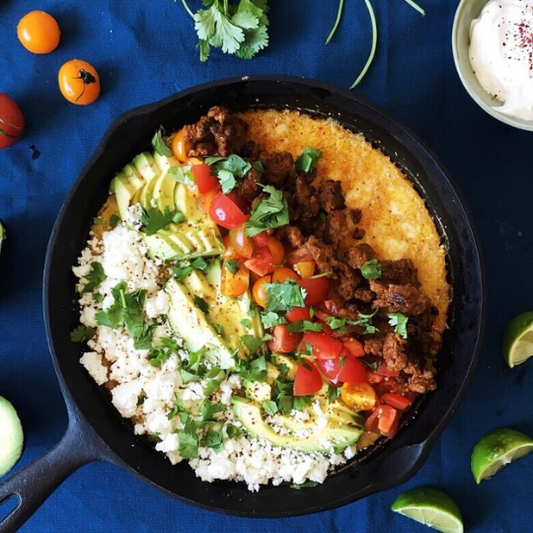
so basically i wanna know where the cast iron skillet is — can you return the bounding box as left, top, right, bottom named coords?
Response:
left=0, top=76, right=485, bottom=532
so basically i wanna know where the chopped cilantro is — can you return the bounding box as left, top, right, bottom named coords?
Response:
left=325, top=316, right=348, bottom=334
left=167, top=165, right=194, bottom=186
left=177, top=430, right=199, bottom=459
left=200, top=401, right=225, bottom=422
left=241, top=334, right=271, bottom=355
left=167, top=394, right=187, bottom=420
left=81, top=262, right=107, bottom=294
left=238, top=355, right=268, bottom=382
left=202, top=426, right=224, bottom=452
left=141, top=206, right=185, bottom=236
left=293, top=395, right=313, bottom=410
left=353, top=309, right=379, bottom=335
left=224, top=258, right=241, bottom=275
left=109, top=214, right=120, bottom=228
left=295, top=147, right=322, bottom=173
left=212, top=323, right=225, bottom=337
left=361, top=359, right=379, bottom=371
left=205, top=154, right=252, bottom=194
left=264, top=279, right=307, bottom=313
left=93, top=216, right=103, bottom=225
left=152, top=128, right=172, bottom=156
left=360, top=258, right=382, bottom=280
left=193, top=295, right=209, bottom=315
left=286, top=320, right=322, bottom=333
left=70, top=325, right=95, bottom=343
left=226, top=424, right=244, bottom=439
left=240, top=318, right=252, bottom=329
left=328, top=385, right=341, bottom=403
left=388, top=312, right=409, bottom=339
left=172, top=256, right=208, bottom=281
left=244, top=185, right=289, bottom=237
left=261, top=400, right=278, bottom=416
left=260, top=310, right=286, bottom=329
left=148, top=337, right=179, bottom=367
left=290, top=481, right=319, bottom=489
left=178, top=368, right=201, bottom=384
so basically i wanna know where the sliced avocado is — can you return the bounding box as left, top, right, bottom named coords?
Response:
left=271, top=354, right=299, bottom=381
left=110, top=163, right=146, bottom=221
left=143, top=233, right=181, bottom=262
left=174, top=183, right=201, bottom=221
left=165, top=278, right=235, bottom=369
left=0, top=396, right=24, bottom=477
left=181, top=261, right=261, bottom=354
left=133, top=152, right=159, bottom=182
left=232, top=396, right=364, bottom=453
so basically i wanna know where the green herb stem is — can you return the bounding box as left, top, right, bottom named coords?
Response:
left=181, top=0, right=195, bottom=19
left=403, top=0, right=425, bottom=16
left=326, top=0, right=345, bottom=44
left=350, top=0, right=378, bottom=89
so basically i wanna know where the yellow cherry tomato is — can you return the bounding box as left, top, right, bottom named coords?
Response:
left=271, top=267, right=300, bottom=284
left=58, top=59, right=100, bottom=105
left=221, top=261, right=250, bottom=298
left=171, top=129, right=193, bottom=163
left=265, top=236, right=285, bottom=266
left=341, top=382, right=377, bottom=411
left=293, top=261, right=316, bottom=278
left=17, top=11, right=61, bottom=54
left=252, top=275, right=272, bottom=308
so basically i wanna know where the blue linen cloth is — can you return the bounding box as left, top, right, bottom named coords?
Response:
left=1, top=1, right=532, bottom=531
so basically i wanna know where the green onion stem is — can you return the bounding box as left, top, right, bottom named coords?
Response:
left=403, top=0, right=426, bottom=16
left=326, top=0, right=345, bottom=44
left=350, top=0, right=378, bottom=89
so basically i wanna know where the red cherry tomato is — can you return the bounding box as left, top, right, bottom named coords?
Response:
left=267, top=325, right=302, bottom=354
left=343, top=338, right=365, bottom=357
left=302, top=332, right=344, bottom=359
left=209, top=192, right=249, bottom=229
left=316, top=353, right=367, bottom=385
left=252, top=275, right=272, bottom=308
left=0, top=94, right=25, bottom=149
left=228, top=225, right=254, bottom=259
left=294, top=361, right=323, bottom=396
left=244, top=246, right=274, bottom=277
left=285, top=305, right=312, bottom=323
left=375, top=363, right=401, bottom=378
left=191, top=163, right=219, bottom=194
left=298, top=277, right=330, bottom=306
left=380, top=393, right=412, bottom=411
left=365, top=405, right=399, bottom=438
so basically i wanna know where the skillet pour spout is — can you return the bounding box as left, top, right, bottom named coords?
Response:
left=0, top=76, right=485, bottom=530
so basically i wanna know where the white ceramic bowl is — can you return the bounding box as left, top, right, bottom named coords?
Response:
left=452, top=0, right=533, bottom=131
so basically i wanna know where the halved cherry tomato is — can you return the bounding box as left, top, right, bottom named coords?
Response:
left=228, top=225, right=254, bottom=259
left=365, top=405, right=399, bottom=438
left=252, top=275, right=272, bottom=308
left=58, top=59, right=100, bottom=105
left=316, top=352, right=367, bottom=385
left=341, top=382, right=378, bottom=411
left=293, top=261, right=315, bottom=278
left=227, top=189, right=248, bottom=211
left=17, top=11, right=61, bottom=54
left=267, top=325, right=302, bottom=354
left=221, top=261, right=250, bottom=298
left=294, top=361, right=323, bottom=396
left=191, top=163, right=219, bottom=194
left=245, top=246, right=274, bottom=277
left=298, top=277, right=330, bottom=306
left=201, top=187, right=218, bottom=215
left=375, top=363, right=401, bottom=378
left=171, top=129, right=193, bottom=163
left=209, top=192, right=249, bottom=229
left=343, top=338, right=365, bottom=357
left=380, top=393, right=412, bottom=411
left=265, top=236, right=285, bottom=266
left=272, top=267, right=300, bottom=284
left=285, top=305, right=312, bottom=323
left=302, top=332, right=343, bottom=359
left=0, top=94, right=24, bottom=149
left=366, top=372, right=384, bottom=384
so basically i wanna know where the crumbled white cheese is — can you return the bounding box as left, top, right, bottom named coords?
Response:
left=80, top=351, right=108, bottom=385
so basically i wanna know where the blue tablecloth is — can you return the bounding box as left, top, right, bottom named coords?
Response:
left=1, top=1, right=532, bottom=531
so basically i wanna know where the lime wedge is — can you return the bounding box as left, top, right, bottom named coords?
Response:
left=501, top=311, right=533, bottom=368
left=471, top=427, right=533, bottom=484
left=391, top=487, right=463, bottom=533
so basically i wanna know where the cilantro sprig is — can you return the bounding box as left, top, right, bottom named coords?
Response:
left=244, top=185, right=289, bottom=237
left=388, top=312, right=409, bottom=339
left=141, top=207, right=185, bottom=236
left=182, top=0, right=270, bottom=61
left=295, top=147, right=322, bottom=173
left=264, top=279, right=307, bottom=313
left=80, top=262, right=106, bottom=294
left=70, top=325, right=96, bottom=343
left=205, top=154, right=254, bottom=194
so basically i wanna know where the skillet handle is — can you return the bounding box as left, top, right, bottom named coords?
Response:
left=0, top=411, right=103, bottom=533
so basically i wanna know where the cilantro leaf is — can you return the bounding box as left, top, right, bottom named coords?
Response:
left=81, top=262, right=107, bottom=294
left=352, top=309, right=379, bottom=335
left=194, top=295, right=209, bottom=315
left=286, top=320, right=322, bottom=333
left=205, top=154, right=252, bottom=194
left=328, top=385, right=341, bottom=403
left=325, top=316, right=348, bottom=334
left=290, top=481, right=319, bottom=490
left=167, top=166, right=194, bottom=186
left=148, top=337, right=179, bottom=367
left=141, top=207, right=185, bottom=236
left=202, top=426, right=224, bottom=452
left=245, top=185, right=289, bottom=236
left=224, top=258, right=241, bottom=275
left=177, top=430, right=199, bottom=459
left=172, top=257, right=208, bottom=281
left=260, top=310, right=286, bottom=329
left=264, top=279, right=306, bottom=313
left=240, top=318, right=252, bottom=329
left=360, top=259, right=382, bottom=280
left=109, top=214, right=120, bottom=228
left=237, top=355, right=268, bottom=382
left=388, top=312, right=409, bottom=339
left=152, top=128, right=172, bottom=156
left=70, top=325, right=95, bottom=343
left=226, top=424, right=244, bottom=439
left=241, top=334, right=272, bottom=355
left=261, top=400, right=278, bottom=416
left=295, top=147, right=322, bottom=173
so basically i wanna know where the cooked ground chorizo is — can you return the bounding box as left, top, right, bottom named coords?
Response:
left=319, top=180, right=345, bottom=212
left=345, top=243, right=375, bottom=270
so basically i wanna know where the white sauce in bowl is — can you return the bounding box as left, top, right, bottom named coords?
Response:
left=470, top=0, right=533, bottom=120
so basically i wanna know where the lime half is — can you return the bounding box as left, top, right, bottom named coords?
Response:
left=471, top=427, right=533, bottom=484
left=502, top=311, right=533, bottom=368
left=391, top=487, right=463, bottom=533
